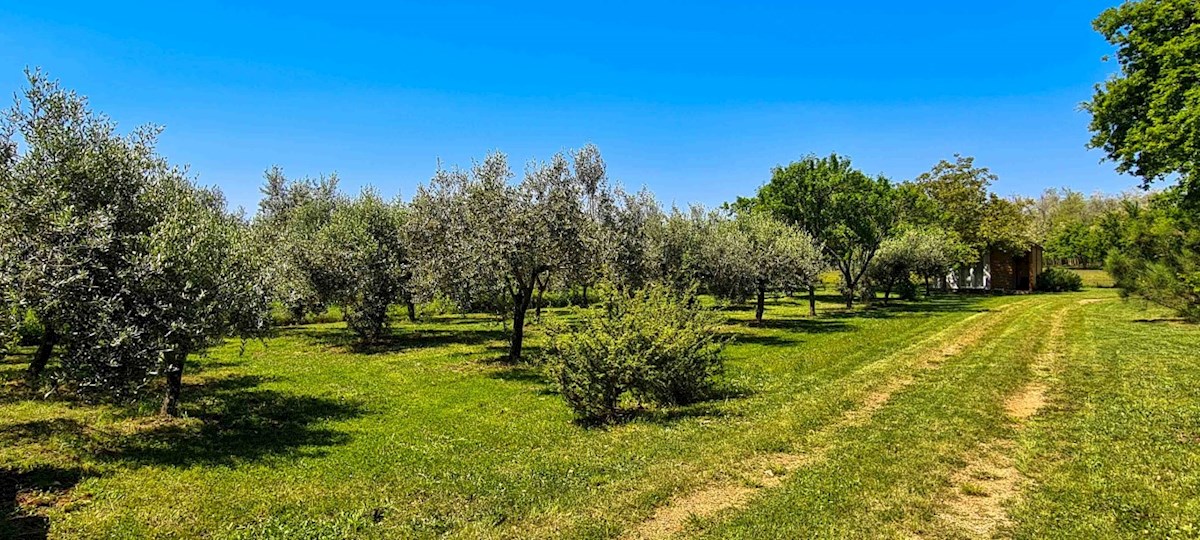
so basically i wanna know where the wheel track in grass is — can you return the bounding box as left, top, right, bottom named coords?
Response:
left=928, top=301, right=1072, bottom=539
left=622, top=296, right=1047, bottom=540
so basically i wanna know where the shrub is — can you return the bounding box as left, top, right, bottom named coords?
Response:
left=1036, top=268, right=1084, bottom=292
left=547, top=283, right=727, bottom=423
left=16, top=309, right=44, bottom=346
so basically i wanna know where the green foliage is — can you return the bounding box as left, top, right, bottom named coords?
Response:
left=906, top=155, right=994, bottom=250
left=977, top=195, right=1036, bottom=254
left=253, top=167, right=343, bottom=322
left=0, top=70, right=270, bottom=401
left=739, top=153, right=897, bottom=308
left=701, top=212, right=823, bottom=320
left=599, top=188, right=662, bottom=291
left=902, top=156, right=1036, bottom=257
left=1087, top=0, right=1200, bottom=199
left=1106, top=190, right=1200, bottom=321
left=643, top=205, right=709, bottom=290
left=547, top=283, right=726, bottom=423
left=1035, top=268, right=1084, bottom=293
left=312, top=189, right=410, bottom=342
left=13, top=309, right=43, bottom=346
left=1031, top=188, right=1136, bottom=268
left=410, top=147, right=603, bottom=360
left=867, top=226, right=972, bottom=301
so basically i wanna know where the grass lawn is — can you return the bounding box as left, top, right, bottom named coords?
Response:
left=2, top=289, right=1198, bottom=538
left=1070, top=268, right=1115, bottom=288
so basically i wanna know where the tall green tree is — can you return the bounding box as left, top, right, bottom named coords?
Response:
left=140, top=180, right=272, bottom=416
left=741, top=153, right=897, bottom=308
left=908, top=155, right=994, bottom=250
left=1086, top=1, right=1199, bottom=316
left=1087, top=0, right=1200, bottom=200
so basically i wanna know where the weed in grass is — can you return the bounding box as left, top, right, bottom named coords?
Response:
left=960, top=482, right=989, bottom=497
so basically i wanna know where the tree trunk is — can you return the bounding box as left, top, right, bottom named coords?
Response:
left=581, top=284, right=589, bottom=307
left=840, top=267, right=856, bottom=309
left=26, top=328, right=57, bottom=381
left=405, top=301, right=417, bottom=323
left=883, top=286, right=892, bottom=305
left=755, top=282, right=766, bottom=324
left=924, top=276, right=931, bottom=296
left=808, top=285, right=817, bottom=316
left=160, top=349, right=187, bottom=417
left=508, top=290, right=532, bottom=362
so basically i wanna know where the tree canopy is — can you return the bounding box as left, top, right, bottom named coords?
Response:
left=0, top=70, right=270, bottom=414
left=739, top=153, right=897, bottom=308
left=1087, top=0, right=1200, bottom=200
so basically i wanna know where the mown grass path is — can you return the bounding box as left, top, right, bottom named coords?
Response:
left=3, top=289, right=1198, bottom=539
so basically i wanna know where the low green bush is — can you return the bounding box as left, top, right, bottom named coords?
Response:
left=547, top=283, right=727, bottom=424
left=1036, top=267, right=1084, bottom=292
left=15, top=308, right=43, bottom=346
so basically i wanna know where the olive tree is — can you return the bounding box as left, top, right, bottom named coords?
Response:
left=140, top=180, right=272, bottom=416
left=865, top=235, right=916, bottom=304
left=0, top=69, right=163, bottom=383
left=704, top=213, right=823, bottom=322
left=596, top=188, right=662, bottom=293
left=253, top=168, right=343, bottom=323
left=411, top=146, right=603, bottom=361
left=0, top=70, right=270, bottom=414
left=313, top=189, right=411, bottom=342
left=645, top=205, right=708, bottom=290
left=909, top=226, right=973, bottom=294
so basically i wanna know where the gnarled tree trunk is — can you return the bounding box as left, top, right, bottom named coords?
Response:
left=160, top=349, right=187, bottom=417
left=26, top=327, right=58, bottom=381
left=405, top=301, right=417, bottom=323
left=508, top=288, right=533, bottom=362
left=808, top=285, right=817, bottom=316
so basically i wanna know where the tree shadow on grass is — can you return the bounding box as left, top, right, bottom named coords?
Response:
left=1, top=376, right=365, bottom=469
left=1132, top=317, right=1195, bottom=325
left=747, top=317, right=853, bottom=333
left=484, top=364, right=563, bottom=398
left=91, top=375, right=366, bottom=467
left=724, top=333, right=802, bottom=347
left=627, top=401, right=742, bottom=426
left=288, top=325, right=508, bottom=356
left=1, top=465, right=86, bottom=540
left=0, top=418, right=93, bottom=538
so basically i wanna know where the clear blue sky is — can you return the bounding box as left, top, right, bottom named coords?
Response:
left=1, top=1, right=1132, bottom=213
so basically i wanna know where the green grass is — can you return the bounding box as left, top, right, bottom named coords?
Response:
left=1009, top=298, right=1200, bottom=538
left=2, top=288, right=1198, bottom=539
left=1071, top=268, right=1115, bottom=288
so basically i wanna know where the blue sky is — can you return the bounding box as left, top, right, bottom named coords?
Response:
left=1, top=1, right=1131, bottom=213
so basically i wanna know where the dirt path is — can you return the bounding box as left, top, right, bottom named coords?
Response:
left=931, top=303, right=1070, bottom=538
left=624, top=298, right=1041, bottom=540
